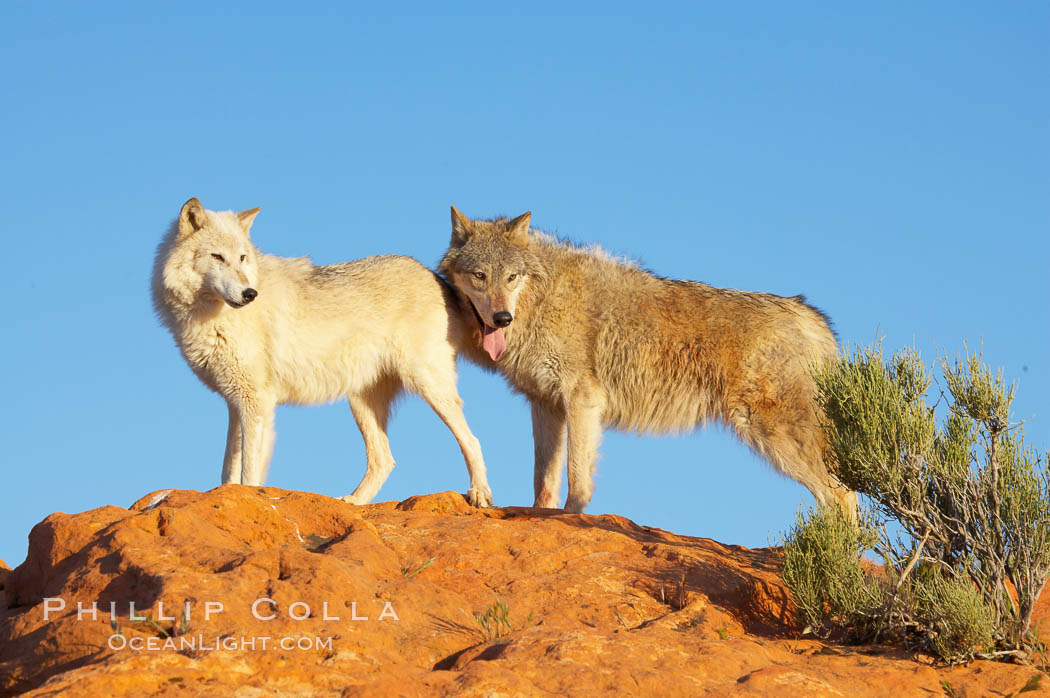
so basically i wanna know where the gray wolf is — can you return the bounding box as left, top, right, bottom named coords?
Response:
left=152, top=198, right=493, bottom=507
left=439, top=206, right=856, bottom=515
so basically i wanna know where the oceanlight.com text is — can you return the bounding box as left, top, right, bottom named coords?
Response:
left=107, top=634, right=334, bottom=652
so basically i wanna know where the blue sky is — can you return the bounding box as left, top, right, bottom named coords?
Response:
left=1, top=3, right=1047, bottom=565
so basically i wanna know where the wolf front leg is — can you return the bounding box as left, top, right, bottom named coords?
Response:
left=238, top=397, right=276, bottom=486
left=221, top=403, right=243, bottom=485
left=531, top=400, right=567, bottom=508
left=563, top=380, right=605, bottom=513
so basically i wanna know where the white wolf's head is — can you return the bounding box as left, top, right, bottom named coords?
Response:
left=155, top=198, right=262, bottom=314
left=437, top=206, right=534, bottom=361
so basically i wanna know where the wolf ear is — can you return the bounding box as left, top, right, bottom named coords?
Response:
left=178, top=198, right=207, bottom=239
left=450, top=205, right=475, bottom=246
left=506, top=211, right=531, bottom=248
left=237, top=207, right=261, bottom=233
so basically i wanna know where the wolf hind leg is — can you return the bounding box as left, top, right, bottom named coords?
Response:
left=343, top=376, right=401, bottom=505
left=810, top=475, right=858, bottom=518
left=407, top=360, right=493, bottom=508
left=531, top=400, right=567, bottom=508
left=728, top=402, right=857, bottom=519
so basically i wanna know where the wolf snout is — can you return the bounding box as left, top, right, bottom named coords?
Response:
left=493, top=311, right=513, bottom=327
left=242, top=288, right=258, bottom=304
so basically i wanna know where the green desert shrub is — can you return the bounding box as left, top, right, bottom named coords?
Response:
left=781, top=505, right=882, bottom=638
left=782, top=343, right=1049, bottom=664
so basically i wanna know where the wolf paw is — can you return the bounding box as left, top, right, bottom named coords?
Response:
left=340, top=494, right=365, bottom=506
left=466, top=486, right=494, bottom=508
left=563, top=494, right=590, bottom=513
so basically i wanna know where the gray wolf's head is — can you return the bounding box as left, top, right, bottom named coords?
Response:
left=161, top=198, right=262, bottom=310
left=438, top=206, right=533, bottom=361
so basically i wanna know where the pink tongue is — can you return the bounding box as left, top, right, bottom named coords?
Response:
left=481, top=325, right=506, bottom=361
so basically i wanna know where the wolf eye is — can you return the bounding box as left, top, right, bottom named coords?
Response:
left=473, top=271, right=486, bottom=280
left=507, top=273, right=518, bottom=282
left=239, top=254, right=246, bottom=262
left=211, top=253, right=226, bottom=263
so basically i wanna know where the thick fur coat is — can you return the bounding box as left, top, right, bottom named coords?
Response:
left=439, top=207, right=856, bottom=515
left=152, top=198, right=492, bottom=506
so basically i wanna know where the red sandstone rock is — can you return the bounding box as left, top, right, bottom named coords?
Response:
left=0, top=487, right=1045, bottom=696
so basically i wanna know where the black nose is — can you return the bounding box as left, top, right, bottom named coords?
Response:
left=493, top=311, right=512, bottom=327
left=242, top=288, right=258, bottom=303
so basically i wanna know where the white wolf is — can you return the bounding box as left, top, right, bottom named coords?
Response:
left=151, top=198, right=493, bottom=506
